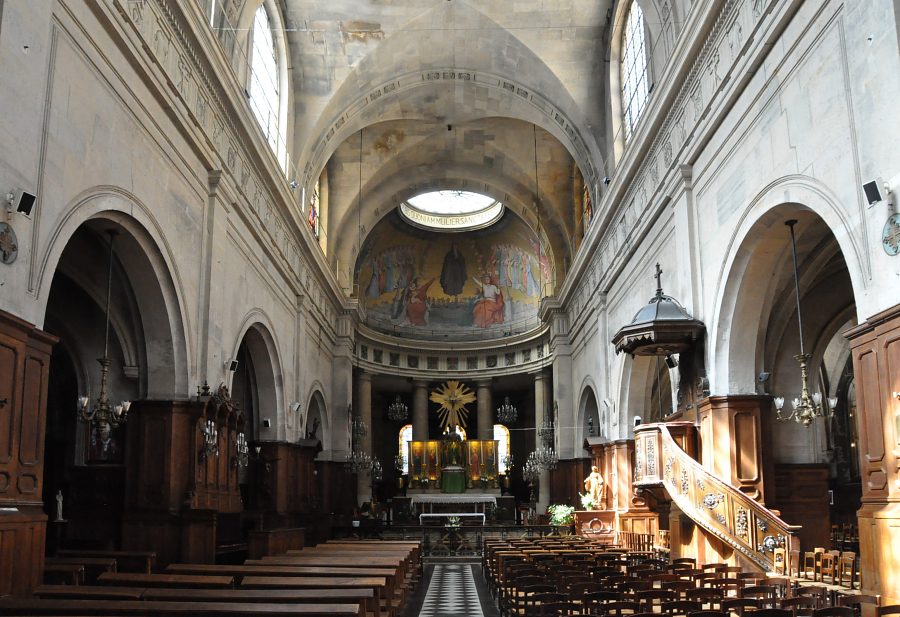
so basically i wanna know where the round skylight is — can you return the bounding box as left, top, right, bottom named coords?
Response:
left=400, top=190, right=503, bottom=232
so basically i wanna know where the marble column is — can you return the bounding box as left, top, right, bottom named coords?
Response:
left=412, top=380, right=429, bottom=442
left=533, top=371, right=551, bottom=513
left=477, top=379, right=493, bottom=440
left=356, top=371, right=372, bottom=505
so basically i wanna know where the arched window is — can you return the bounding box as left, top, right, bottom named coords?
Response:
left=248, top=5, right=281, bottom=158
left=621, top=1, right=650, bottom=141
left=398, top=424, right=413, bottom=474
left=494, top=424, right=510, bottom=474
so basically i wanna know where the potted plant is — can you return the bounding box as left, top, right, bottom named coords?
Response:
left=547, top=503, right=576, bottom=527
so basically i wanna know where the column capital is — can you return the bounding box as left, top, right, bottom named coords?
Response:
left=475, top=378, right=494, bottom=387
left=411, top=379, right=430, bottom=388
left=357, top=370, right=372, bottom=383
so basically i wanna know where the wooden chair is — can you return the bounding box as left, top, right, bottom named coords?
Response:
left=773, top=547, right=787, bottom=575
left=741, top=585, right=778, bottom=607
left=782, top=596, right=819, bottom=617
left=876, top=607, right=900, bottom=617
left=837, top=594, right=880, bottom=617
left=752, top=610, right=794, bottom=617
left=686, top=611, right=727, bottom=617
left=795, top=586, right=828, bottom=609
left=812, top=608, right=854, bottom=617
left=720, top=597, right=759, bottom=616
left=685, top=589, right=724, bottom=610
left=836, top=552, right=857, bottom=589
left=788, top=550, right=801, bottom=578
left=660, top=600, right=702, bottom=617
left=819, top=551, right=840, bottom=584
left=802, top=549, right=825, bottom=580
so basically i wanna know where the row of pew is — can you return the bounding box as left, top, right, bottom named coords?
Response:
left=1, top=539, right=421, bottom=617
left=483, top=536, right=897, bottom=617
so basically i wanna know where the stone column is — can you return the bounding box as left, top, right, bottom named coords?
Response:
left=534, top=371, right=551, bottom=513
left=477, top=379, right=493, bottom=440
left=412, top=380, right=429, bottom=442
left=356, top=371, right=372, bottom=506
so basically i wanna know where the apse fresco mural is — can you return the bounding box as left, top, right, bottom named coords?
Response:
left=356, top=212, right=553, bottom=340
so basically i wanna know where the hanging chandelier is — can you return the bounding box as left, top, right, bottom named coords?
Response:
left=773, top=220, right=837, bottom=426
left=524, top=411, right=558, bottom=475
left=496, top=396, right=518, bottom=424
left=77, top=230, right=131, bottom=430
left=345, top=404, right=376, bottom=473
left=387, top=394, right=408, bottom=422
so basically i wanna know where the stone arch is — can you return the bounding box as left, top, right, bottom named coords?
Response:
left=297, top=0, right=605, bottom=203
left=230, top=316, right=284, bottom=441
left=305, top=384, right=328, bottom=450
left=577, top=378, right=604, bottom=449
left=709, top=176, right=867, bottom=397
left=37, top=191, right=190, bottom=398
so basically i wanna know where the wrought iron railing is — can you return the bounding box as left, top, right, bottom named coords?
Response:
left=633, top=423, right=799, bottom=572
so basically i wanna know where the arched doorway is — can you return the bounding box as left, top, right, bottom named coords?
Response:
left=41, top=217, right=185, bottom=552
left=714, top=205, right=861, bottom=558
left=230, top=323, right=281, bottom=511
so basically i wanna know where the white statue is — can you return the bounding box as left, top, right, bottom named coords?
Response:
left=55, top=490, right=64, bottom=522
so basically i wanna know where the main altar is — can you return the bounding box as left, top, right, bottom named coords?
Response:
left=406, top=438, right=500, bottom=493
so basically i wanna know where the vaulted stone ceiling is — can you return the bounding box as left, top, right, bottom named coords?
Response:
left=278, top=0, right=615, bottom=289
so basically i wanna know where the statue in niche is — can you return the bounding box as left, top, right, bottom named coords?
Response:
left=55, top=490, right=64, bottom=522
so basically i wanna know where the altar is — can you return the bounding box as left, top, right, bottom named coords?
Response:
left=406, top=438, right=500, bottom=491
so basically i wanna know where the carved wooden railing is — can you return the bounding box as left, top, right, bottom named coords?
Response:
left=633, top=423, right=799, bottom=572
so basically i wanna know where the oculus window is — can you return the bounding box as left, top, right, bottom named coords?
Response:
left=399, top=191, right=503, bottom=232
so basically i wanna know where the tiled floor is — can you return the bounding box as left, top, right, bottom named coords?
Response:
left=403, top=563, right=500, bottom=617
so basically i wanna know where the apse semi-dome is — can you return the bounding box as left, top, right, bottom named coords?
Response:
left=399, top=190, right=504, bottom=232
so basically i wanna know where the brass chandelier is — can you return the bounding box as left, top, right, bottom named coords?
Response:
left=773, top=220, right=836, bottom=426
left=77, top=230, right=131, bottom=430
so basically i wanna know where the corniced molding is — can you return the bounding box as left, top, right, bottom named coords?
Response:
left=111, top=0, right=340, bottom=329
left=568, top=0, right=787, bottom=317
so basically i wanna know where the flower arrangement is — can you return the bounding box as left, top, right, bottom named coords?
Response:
left=579, top=492, right=596, bottom=510
left=547, top=503, right=576, bottom=526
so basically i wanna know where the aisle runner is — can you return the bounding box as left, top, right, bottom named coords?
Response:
left=419, top=564, right=484, bottom=617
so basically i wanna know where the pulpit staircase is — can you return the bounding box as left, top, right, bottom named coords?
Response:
left=632, top=423, right=799, bottom=573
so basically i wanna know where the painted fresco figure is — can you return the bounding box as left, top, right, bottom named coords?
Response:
left=472, top=274, right=504, bottom=328
left=440, top=243, right=467, bottom=296
left=406, top=277, right=435, bottom=326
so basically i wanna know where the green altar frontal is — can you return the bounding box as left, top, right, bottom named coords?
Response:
left=441, top=466, right=466, bottom=493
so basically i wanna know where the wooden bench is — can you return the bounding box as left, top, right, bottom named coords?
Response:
left=97, top=572, right=234, bottom=589
left=0, top=598, right=363, bottom=617
left=34, top=585, right=145, bottom=600
left=43, top=563, right=84, bottom=586
left=142, top=588, right=379, bottom=617
left=57, top=549, right=156, bottom=574
left=240, top=576, right=388, bottom=617
left=45, top=557, right=117, bottom=584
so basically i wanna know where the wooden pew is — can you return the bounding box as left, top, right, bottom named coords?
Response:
left=143, top=588, right=379, bottom=617
left=45, top=557, right=117, bottom=584
left=56, top=549, right=156, bottom=574
left=0, top=598, right=363, bottom=617
left=42, top=564, right=84, bottom=586
left=240, top=576, right=388, bottom=617
left=97, top=572, right=234, bottom=589
left=34, top=585, right=145, bottom=600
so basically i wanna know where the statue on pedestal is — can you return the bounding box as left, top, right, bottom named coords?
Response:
left=583, top=465, right=605, bottom=510
left=55, top=490, right=65, bottom=522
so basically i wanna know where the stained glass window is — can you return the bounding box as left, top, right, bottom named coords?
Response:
left=494, top=424, right=510, bottom=474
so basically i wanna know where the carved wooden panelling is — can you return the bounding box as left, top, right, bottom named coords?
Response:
left=0, top=343, right=16, bottom=465
left=733, top=410, right=759, bottom=485
left=19, top=355, right=47, bottom=466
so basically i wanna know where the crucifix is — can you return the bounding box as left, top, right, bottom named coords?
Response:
left=654, top=263, right=663, bottom=297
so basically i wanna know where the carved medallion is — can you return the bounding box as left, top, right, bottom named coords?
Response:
left=882, top=213, right=900, bottom=256
left=0, top=223, right=18, bottom=265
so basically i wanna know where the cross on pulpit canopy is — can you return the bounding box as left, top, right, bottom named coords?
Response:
left=654, top=263, right=664, bottom=298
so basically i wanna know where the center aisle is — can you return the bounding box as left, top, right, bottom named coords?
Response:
left=403, top=563, right=500, bottom=617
